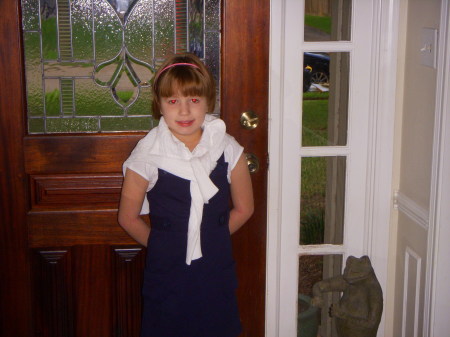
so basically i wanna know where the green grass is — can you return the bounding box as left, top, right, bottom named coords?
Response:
left=300, top=209, right=325, bottom=245
left=303, top=91, right=329, bottom=100
left=301, top=156, right=327, bottom=208
left=300, top=156, right=327, bottom=245
left=305, top=14, right=331, bottom=34
left=302, top=99, right=328, bottom=146
left=42, top=17, right=58, bottom=59
left=300, top=96, right=329, bottom=244
left=45, top=89, right=60, bottom=116
left=116, top=91, right=134, bottom=103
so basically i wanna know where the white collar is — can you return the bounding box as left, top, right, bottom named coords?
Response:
left=157, top=114, right=227, bottom=161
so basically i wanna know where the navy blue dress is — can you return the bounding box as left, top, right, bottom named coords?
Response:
left=140, top=154, right=242, bottom=337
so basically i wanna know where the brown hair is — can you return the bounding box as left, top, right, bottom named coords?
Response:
left=152, top=53, right=216, bottom=119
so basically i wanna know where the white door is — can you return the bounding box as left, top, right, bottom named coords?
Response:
left=395, top=1, right=450, bottom=336
left=267, top=0, right=395, bottom=336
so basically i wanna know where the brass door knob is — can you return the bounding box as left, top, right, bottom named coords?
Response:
left=246, top=153, right=260, bottom=174
left=240, top=111, right=259, bottom=130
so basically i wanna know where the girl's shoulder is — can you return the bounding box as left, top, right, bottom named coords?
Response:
left=223, top=133, right=243, bottom=151
left=134, top=127, right=159, bottom=152
left=223, top=133, right=244, bottom=171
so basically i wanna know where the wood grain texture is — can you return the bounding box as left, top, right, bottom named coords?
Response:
left=222, top=0, right=270, bottom=336
left=30, top=174, right=123, bottom=211
left=24, top=135, right=142, bottom=174
left=72, top=246, right=112, bottom=337
left=0, top=1, right=33, bottom=336
left=32, top=249, right=74, bottom=337
left=113, top=248, right=146, bottom=337
left=28, top=211, right=141, bottom=247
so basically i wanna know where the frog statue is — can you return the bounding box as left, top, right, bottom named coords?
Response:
left=311, top=255, right=383, bottom=337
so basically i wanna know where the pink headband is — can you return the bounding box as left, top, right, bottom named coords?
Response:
left=153, top=62, right=200, bottom=89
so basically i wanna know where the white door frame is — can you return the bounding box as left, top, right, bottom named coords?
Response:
left=428, top=0, right=450, bottom=335
left=266, top=0, right=400, bottom=336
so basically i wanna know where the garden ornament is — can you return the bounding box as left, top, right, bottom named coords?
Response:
left=311, top=255, right=383, bottom=337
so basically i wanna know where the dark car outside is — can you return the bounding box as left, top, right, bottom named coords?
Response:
left=303, top=52, right=330, bottom=89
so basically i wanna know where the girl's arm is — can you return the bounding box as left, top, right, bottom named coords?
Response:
left=229, top=153, right=254, bottom=234
left=118, top=168, right=151, bottom=246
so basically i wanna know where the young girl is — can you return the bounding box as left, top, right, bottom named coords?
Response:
left=118, top=53, right=254, bottom=337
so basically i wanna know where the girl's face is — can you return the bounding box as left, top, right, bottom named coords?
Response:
left=160, top=92, right=208, bottom=148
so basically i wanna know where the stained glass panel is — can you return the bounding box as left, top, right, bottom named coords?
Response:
left=24, top=32, right=44, bottom=117
left=21, top=0, right=221, bottom=133
left=22, top=0, right=40, bottom=31
left=72, top=0, right=94, bottom=60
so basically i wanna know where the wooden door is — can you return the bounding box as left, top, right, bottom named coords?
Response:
left=0, top=1, right=268, bottom=336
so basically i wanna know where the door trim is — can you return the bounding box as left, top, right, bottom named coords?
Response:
left=428, top=0, right=450, bottom=335
left=267, top=0, right=400, bottom=335
left=0, top=0, right=33, bottom=335
left=266, top=0, right=285, bottom=334
left=363, top=1, right=401, bottom=334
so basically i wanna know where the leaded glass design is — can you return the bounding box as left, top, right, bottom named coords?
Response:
left=22, top=0, right=221, bottom=133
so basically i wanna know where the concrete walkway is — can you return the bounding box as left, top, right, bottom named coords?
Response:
left=304, top=26, right=331, bottom=42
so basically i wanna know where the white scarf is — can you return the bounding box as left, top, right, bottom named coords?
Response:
left=123, top=115, right=229, bottom=264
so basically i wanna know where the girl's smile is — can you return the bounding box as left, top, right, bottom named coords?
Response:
left=176, top=120, right=195, bottom=127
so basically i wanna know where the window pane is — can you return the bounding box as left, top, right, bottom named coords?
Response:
left=21, top=0, right=221, bottom=134
left=300, top=156, right=346, bottom=245
left=304, top=0, right=352, bottom=42
left=302, top=52, right=350, bottom=147
left=298, top=254, right=343, bottom=337
left=22, top=0, right=39, bottom=31
left=23, top=32, right=44, bottom=117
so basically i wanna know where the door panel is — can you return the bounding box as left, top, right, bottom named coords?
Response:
left=25, top=135, right=140, bottom=248
left=32, top=246, right=145, bottom=336
left=0, top=1, right=268, bottom=337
